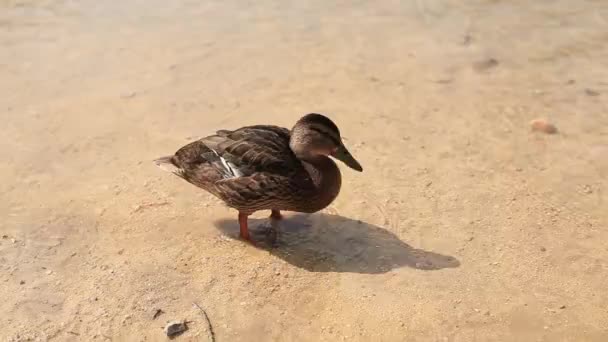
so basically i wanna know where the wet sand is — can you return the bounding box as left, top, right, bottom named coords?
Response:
left=1, top=0, right=608, bottom=341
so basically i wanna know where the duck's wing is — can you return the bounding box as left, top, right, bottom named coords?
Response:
left=158, top=125, right=300, bottom=182
left=196, top=125, right=300, bottom=177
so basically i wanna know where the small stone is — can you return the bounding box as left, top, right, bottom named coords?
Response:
left=467, top=236, right=474, bottom=242
left=11, top=238, right=17, bottom=244
left=19, top=280, right=25, bottom=285
left=530, top=119, right=558, bottom=134
left=484, top=311, right=490, bottom=316
left=540, top=247, right=547, bottom=252
left=275, top=270, right=281, bottom=276
left=46, top=270, right=53, bottom=275
left=584, top=88, right=600, bottom=96
left=582, top=185, right=593, bottom=194
left=559, top=305, right=566, bottom=309
left=121, top=91, right=137, bottom=99
left=473, top=58, right=499, bottom=71
left=164, top=320, right=187, bottom=337
left=1, top=235, right=7, bottom=239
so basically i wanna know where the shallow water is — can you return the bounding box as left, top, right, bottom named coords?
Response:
left=1, top=1, right=607, bottom=341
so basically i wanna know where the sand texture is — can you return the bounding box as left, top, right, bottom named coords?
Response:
left=1, top=1, right=607, bottom=341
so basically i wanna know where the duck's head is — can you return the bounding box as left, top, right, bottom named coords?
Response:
left=290, top=113, right=363, bottom=172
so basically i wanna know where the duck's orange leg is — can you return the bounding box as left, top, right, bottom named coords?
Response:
left=270, top=210, right=282, bottom=220
left=238, top=212, right=251, bottom=241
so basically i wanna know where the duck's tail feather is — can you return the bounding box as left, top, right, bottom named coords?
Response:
left=154, top=155, right=184, bottom=177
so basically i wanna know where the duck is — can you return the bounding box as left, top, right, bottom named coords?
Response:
left=154, top=113, right=363, bottom=243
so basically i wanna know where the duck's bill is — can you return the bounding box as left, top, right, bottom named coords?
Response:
left=332, top=145, right=363, bottom=172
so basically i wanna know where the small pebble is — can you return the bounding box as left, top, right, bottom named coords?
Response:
left=20, top=280, right=25, bottom=285
left=560, top=305, right=566, bottom=309
left=473, top=58, right=499, bottom=71
left=121, top=91, right=137, bottom=99
left=540, top=247, right=547, bottom=252
left=1, top=235, right=7, bottom=239
left=164, top=320, right=188, bottom=337
left=584, top=89, right=599, bottom=96
left=530, top=119, right=558, bottom=134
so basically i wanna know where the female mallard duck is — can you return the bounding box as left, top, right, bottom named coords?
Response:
left=154, top=113, right=363, bottom=243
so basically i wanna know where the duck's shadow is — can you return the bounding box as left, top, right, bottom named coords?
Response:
left=214, top=214, right=460, bottom=274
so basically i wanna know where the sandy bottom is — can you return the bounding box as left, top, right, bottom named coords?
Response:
left=1, top=0, right=608, bottom=341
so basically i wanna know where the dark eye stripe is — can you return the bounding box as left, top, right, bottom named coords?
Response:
left=309, top=126, right=341, bottom=145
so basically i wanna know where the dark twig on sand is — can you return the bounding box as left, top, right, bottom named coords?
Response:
left=131, top=201, right=170, bottom=213
left=193, top=302, right=216, bottom=342
left=153, top=308, right=164, bottom=320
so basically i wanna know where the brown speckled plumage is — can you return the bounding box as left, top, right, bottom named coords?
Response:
left=155, top=113, right=362, bottom=243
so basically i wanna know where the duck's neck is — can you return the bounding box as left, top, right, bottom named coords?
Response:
left=301, top=155, right=342, bottom=212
